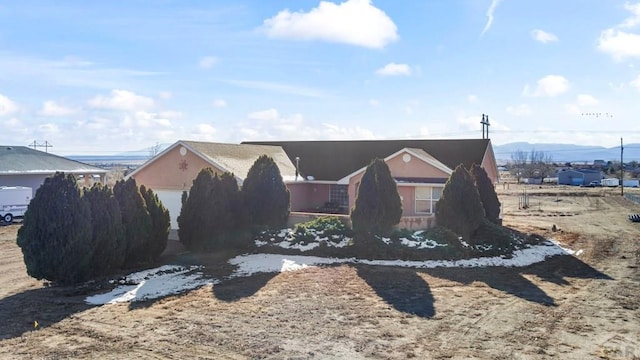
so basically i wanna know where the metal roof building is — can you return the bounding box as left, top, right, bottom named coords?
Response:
left=0, top=145, right=108, bottom=195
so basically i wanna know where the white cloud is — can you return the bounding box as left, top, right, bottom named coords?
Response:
left=225, top=79, right=327, bottom=98
left=523, top=75, right=569, bottom=97
left=375, top=62, right=411, bottom=76
left=248, top=108, right=280, bottom=121
left=631, top=75, right=640, bottom=89
left=598, top=29, right=640, bottom=60
left=368, top=98, right=380, bottom=107
left=506, top=104, right=532, bottom=116
left=38, top=101, right=77, bottom=117
left=576, top=94, right=599, bottom=106
left=212, top=99, right=227, bottom=108
left=195, top=123, right=217, bottom=136
left=199, top=56, right=218, bottom=69
left=531, top=29, right=558, bottom=43
left=598, top=3, right=640, bottom=60
left=261, top=0, right=398, bottom=49
left=122, top=111, right=172, bottom=129
left=564, top=104, right=581, bottom=115
left=0, top=94, right=19, bottom=116
left=467, top=95, right=479, bottom=104
left=89, top=89, right=155, bottom=111
left=481, top=0, right=502, bottom=36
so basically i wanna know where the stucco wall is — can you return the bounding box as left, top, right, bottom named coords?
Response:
left=481, top=145, right=499, bottom=184
left=398, top=186, right=415, bottom=215
left=287, top=182, right=331, bottom=211
left=132, top=145, right=221, bottom=191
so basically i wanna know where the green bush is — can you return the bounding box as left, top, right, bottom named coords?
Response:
left=435, top=164, right=485, bottom=242
left=206, top=172, right=246, bottom=250
left=84, top=183, right=126, bottom=276
left=471, top=164, right=501, bottom=225
left=17, top=172, right=94, bottom=285
left=114, top=178, right=152, bottom=266
left=140, top=185, right=170, bottom=260
left=350, top=158, right=402, bottom=236
left=242, top=155, right=290, bottom=229
left=178, top=168, right=216, bottom=251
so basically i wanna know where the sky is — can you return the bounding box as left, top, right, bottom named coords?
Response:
left=1, top=0, right=639, bottom=155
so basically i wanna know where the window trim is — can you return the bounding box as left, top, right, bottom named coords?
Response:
left=414, top=185, right=444, bottom=214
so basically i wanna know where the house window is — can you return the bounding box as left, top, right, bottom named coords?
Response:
left=415, top=186, right=442, bottom=214
left=330, top=184, right=349, bottom=207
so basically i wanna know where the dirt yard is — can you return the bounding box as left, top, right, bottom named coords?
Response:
left=1, top=184, right=639, bottom=359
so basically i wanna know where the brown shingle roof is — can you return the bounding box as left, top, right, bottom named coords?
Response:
left=243, top=139, right=491, bottom=181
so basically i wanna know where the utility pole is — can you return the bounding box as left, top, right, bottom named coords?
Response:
left=29, top=140, right=53, bottom=153
left=621, top=137, right=624, bottom=197
left=480, top=114, right=490, bottom=139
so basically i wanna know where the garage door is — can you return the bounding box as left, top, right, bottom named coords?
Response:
left=153, top=189, right=185, bottom=229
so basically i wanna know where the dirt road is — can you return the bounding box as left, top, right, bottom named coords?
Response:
left=0, top=186, right=638, bottom=359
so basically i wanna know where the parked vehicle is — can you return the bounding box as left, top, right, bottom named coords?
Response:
left=587, top=180, right=601, bottom=187
left=0, top=186, right=32, bottom=224
left=623, top=179, right=640, bottom=188
left=601, top=178, right=620, bottom=187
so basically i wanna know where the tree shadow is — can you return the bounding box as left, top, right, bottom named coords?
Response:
left=422, top=254, right=613, bottom=306
left=0, top=286, right=91, bottom=340
left=212, top=272, right=278, bottom=302
left=356, top=265, right=435, bottom=318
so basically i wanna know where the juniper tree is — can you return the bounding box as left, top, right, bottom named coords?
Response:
left=350, top=158, right=402, bottom=235
left=17, top=172, right=94, bottom=285
left=178, top=168, right=216, bottom=250
left=114, top=178, right=152, bottom=266
left=84, top=183, right=126, bottom=276
left=435, top=164, right=485, bottom=241
left=470, top=164, right=501, bottom=225
left=242, top=155, right=290, bottom=229
left=140, top=185, right=170, bottom=260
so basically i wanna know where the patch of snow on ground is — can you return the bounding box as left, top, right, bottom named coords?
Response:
left=85, top=265, right=216, bottom=305
left=228, top=241, right=572, bottom=277
left=380, top=237, right=392, bottom=245
left=277, top=240, right=320, bottom=251
left=575, top=249, right=584, bottom=256
left=400, top=237, right=443, bottom=249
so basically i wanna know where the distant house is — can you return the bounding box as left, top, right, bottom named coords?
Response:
left=557, top=169, right=603, bottom=186
left=0, top=145, right=108, bottom=196
left=131, top=138, right=498, bottom=231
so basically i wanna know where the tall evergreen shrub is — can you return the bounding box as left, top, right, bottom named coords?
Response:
left=84, top=183, right=126, bottom=276
left=435, top=165, right=485, bottom=241
left=178, top=168, right=216, bottom=250
left=140, top=185, right=170, bottom=260
left=17, top=172, right=94, bottom=285
left=114, top=178, right=152, bottom=266
left=470, top=164, right=501, bottom=225
left=242, top=155, right=290, bottom=229
left=350, top=158, right=402, bottom=235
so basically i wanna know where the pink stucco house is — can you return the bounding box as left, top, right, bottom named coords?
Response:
left=129, top=139, right=498, bottom=231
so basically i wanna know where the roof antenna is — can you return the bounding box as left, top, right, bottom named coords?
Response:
left=295, top=157, right=300, bottom=181
left=480, top=114, right=490, bottom=139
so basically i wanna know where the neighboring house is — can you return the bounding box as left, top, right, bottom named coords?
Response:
left=132, top=138, right=498, bottom=231
left=557, top=169, right=603, bottom=186
left=0, top=145, right=108, bottom=196
left=127, top=140, right=297, bottom=229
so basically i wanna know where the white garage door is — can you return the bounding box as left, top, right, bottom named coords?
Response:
left=153, top=190, right=185, bottom=229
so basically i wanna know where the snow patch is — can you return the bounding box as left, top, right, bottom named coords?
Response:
left=400, top=237, right=444, bottom=249
left=85, top=265, right=216, bottom=305
left=228, top=241, right=573, bottom=277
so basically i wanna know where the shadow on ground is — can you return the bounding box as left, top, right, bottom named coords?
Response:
left=0, top=286, right=91, bottom=340
left=356, top=265, right=435, bottom=318
left=423, top=254, right=613, bottom=306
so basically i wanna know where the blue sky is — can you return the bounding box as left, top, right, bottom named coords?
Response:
left=0, top=0, right=639, bottom=155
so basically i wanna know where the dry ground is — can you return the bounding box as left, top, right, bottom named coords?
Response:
left=0, top=184, right=639, bottom=359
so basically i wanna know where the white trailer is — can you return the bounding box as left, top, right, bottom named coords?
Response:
left=0, top=186, right=32, bottom=223
left=601, top=178, right=619, bottom=187
left=623, top=179, right=640, bottom=188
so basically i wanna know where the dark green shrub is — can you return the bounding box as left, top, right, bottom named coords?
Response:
left=350, top=158, right=402, bottom=236
left=242, top=155, right=290, bottom=229
left=178, top=168, right=216, bottom=251
left=114, top=178, right=152, bottom=266
left=17, top=172, right=94, bottom=285
left=140, top=185, right=170, bottom=260
left=84, top=183, right=126, bottom=276
left=206, top=172, right=246, bottom=250
left=435, top=164, right=485, bottom=242
left=471, top=164, right=501, bottom=225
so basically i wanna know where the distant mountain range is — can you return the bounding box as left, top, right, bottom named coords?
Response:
left=492, top=142, right=640, bottom=164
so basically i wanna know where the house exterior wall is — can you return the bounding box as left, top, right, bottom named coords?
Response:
left=287, top=182, right=331, bottom=212
left=0, top=174, right=50, bottom=197
left=132, top=145, right=221, bottom=191
left=481, top=145, right=499, bottom=184
left=347, top=152, right=450, bottom=217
